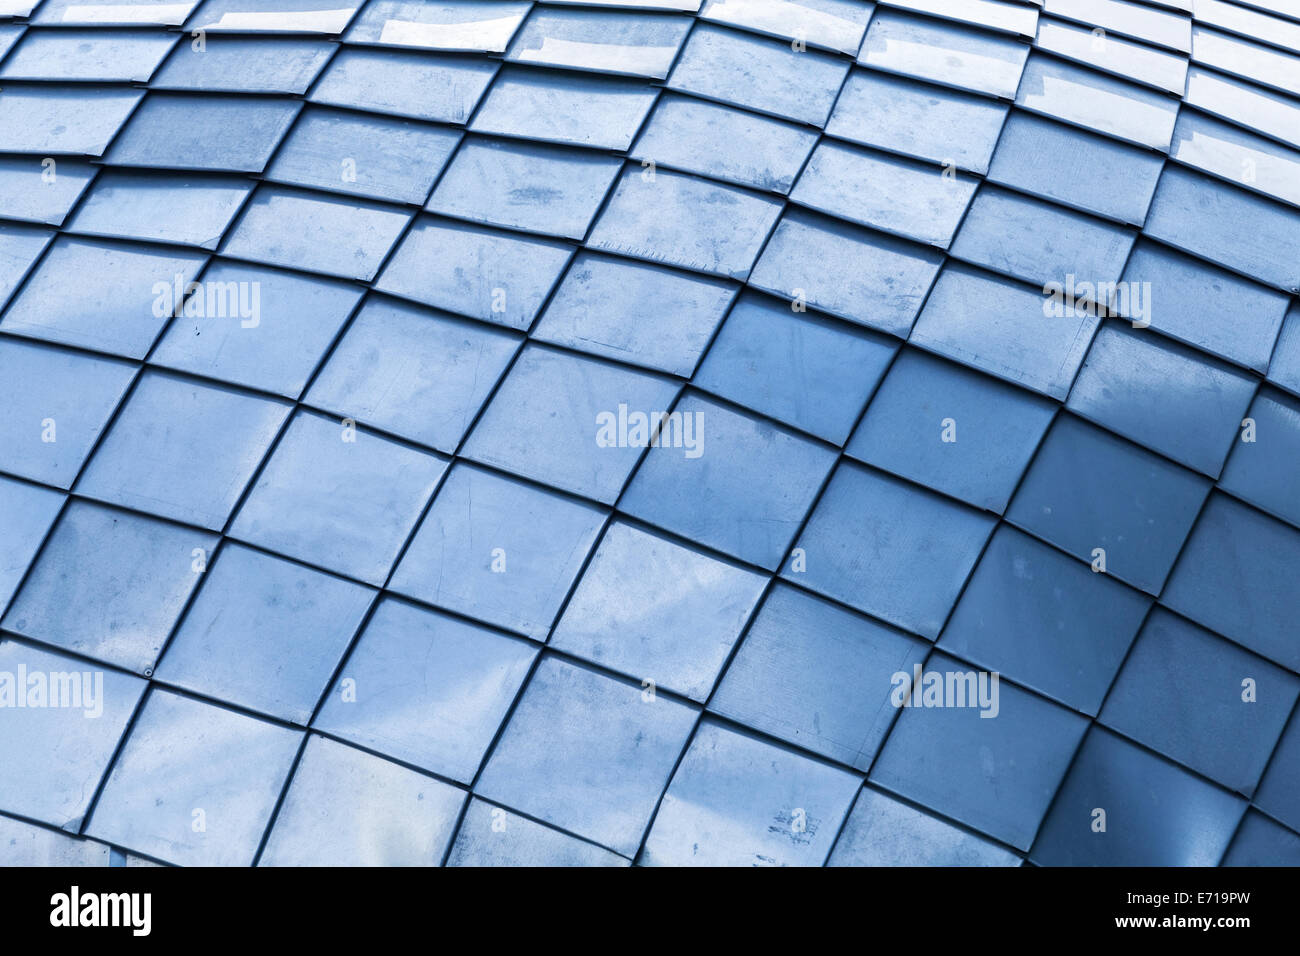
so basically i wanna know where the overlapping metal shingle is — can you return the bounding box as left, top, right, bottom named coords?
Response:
left=0, top=0, right=1298, bottom=867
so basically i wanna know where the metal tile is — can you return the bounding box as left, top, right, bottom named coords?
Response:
left=86, top=688, right=302, bottom=866
left=1, top=500, right=219, bottom=675
left=1194, top=0, right=1300, bottom=56
left=1100, top=608, right=1300, bottom=795
left=0, top=338, right=135, bottom=487
left=885, top=0, right=1036, bottom=36
left=0, top=223, right=54, bottom=311
left=447, top=798, right=629, bottom=867
left=1219, top=388, right=1300, bottom=527
left=229, top=410, right=448, bottom=585
left=793, top=141, right=976, bottom=247
left=1144, top=164, right=1300, bottom=291
left=1222, top=811, right=1300, bottom=866
left=222, top=185, right=411, bottom=281
left=306, top=297, right=518, bottom=453
left=847, top=347, right=1056, bottom=511
left=1042, top=0, right=1190, bottom=51
left=1034, top=17, right=1188, bottom=94
left=1254, top=710, right=1300, bottom=833
left=428, top=138, right=622, bottom=240
left=68, top=171, right=251, bottom=249
left=1066, top=322, right=1257, bottom=477
left=104, top=93, right=300, bottom=173
left=185, top=0, right=360, bottom=34
left=0, top=640, right=147, bottom=831
left=0, top=156, right=96, bottom=226
left=314, top=598, right=536, bottom=782
left=1270, top=303, right=1300, bottom=395
left=154, top=543, right=373, bottom=724
left=33, top=0, right=198, bottom=26
left=749, top=208, right=945, bottom=336
left=642, top=720, right=861, bottom=866
left=345, top=0, right=531, bottom=53
left=858, top=10, right=1030, bottom=98
left=1015, top=52, right=1178, bottom=150
left=987, top=111, right=1163, bottom=224
left=1006, top=414, right=1211, bottom=595
left=376, top=216, right=573, bottom=331
left=784, top=462, right=997, bottom=637
left=909, top=263, right=1100, bottom=400
left=551, top=521, right=766, bottom=700
left=825, top=69, right=1010, bottom=175
left=532, top=251, right=737, bottom=377
left=939, top=526, right=1149, bottom=715
left=266, top=106, right=461, bottom=205
left=0, top=235, right=206, bottom=359
left=630, top=93, right=819, bottom=194
left=1162, top=492, right=1300, bottom=671
left=1186, top=65, right=1300, bottom=150
left=711, top=583, right=929, bottom=769
left=0, top=476, right=63, bottom=614
left=462, top=344, right=679, bottom=503
left=505, top=8, right=691, bottom=78
left=0, top=86, right=143, bottom=155
left=149, top=260, right=363, bottom=399
left=699, top=0, right=874, bottom=54
left=390, top=463, right=605, bottom=640
left=261, top=735, right=465, bottom=866
left=667, top=22, right=850, bottom=126
left=78, top=371, right=291, bottom=529
left=950, top=185, right=1138, bottom=288
left=694, top=291, right=898, bottom=445
left=827, top=787, right=1022, bottom=866
left=621, top=393, right=839, bottom=569
left=310, top=47, right=497, bottom=123
left=0, top=815, right=112, bottom=867
left=470, top=66, right=659, bottom=151
left=1191, top=24, right=1300, bottom=97
left=1118, top=238, right=1290, bottom=373
left=870, top=651, right=1089, bottom=850
left=151, top=36, right=335, bottom=94
left=476, top=655, right=698, bottom=856
left=0, top=28, right=177, bottom=82
left=1171, top=108, right=1300, bottom=209
left=1031, top=727, right=1245, bottom=866
left=587, top=166, right=783, bottom=279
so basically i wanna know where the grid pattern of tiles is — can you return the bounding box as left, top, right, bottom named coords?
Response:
left=0, top=0, right=1298, bottom=867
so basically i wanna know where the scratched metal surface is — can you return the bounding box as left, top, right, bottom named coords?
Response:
left=0, top=0, right=1298, bottom=867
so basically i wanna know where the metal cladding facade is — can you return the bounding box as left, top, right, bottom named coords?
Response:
left=0, top=0, right=1298, bottom=867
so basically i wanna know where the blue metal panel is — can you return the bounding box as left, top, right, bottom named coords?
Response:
left=620, top=393, right=838, bottom=569
left=551, top=521, right=766, bottom=700
left=1100, top=608, right=1300, bottom=795
left=870, top=651, right=1089, bottom=850
left=785, top=462, right=996, bottom=637
left=85, top=689, right=302, bottom=867
left=938, top=525, right=1150, bottom=715
left=642, top=720, right=861, bottom=866
left=1031, top=727, right=1245, bottom=866
left=314, top=598, right=536, bottom=781
left=1, top=501, right=218, bottom=674
left=305, top=297, right=518, bottom=452
left=229, top=411, right=448, bottom=585
left=462, top=345, right=679, bottom=503
left=1006, top=414, right=1211, bottom=594
left=711, top=583, right=928, bottom=769
left=260, top=735, right=466, bottom=866
left=1219, top=387, right=1300, bottom=526
left=828, top=787, right=1022, bottom=866
left=847, top=347, right=1056, bottom=510
left=694, top=292, right=897, bottom=444
left=390, top=463, right=604, bottom=639
left=155, top=543, right=373, bottom=724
